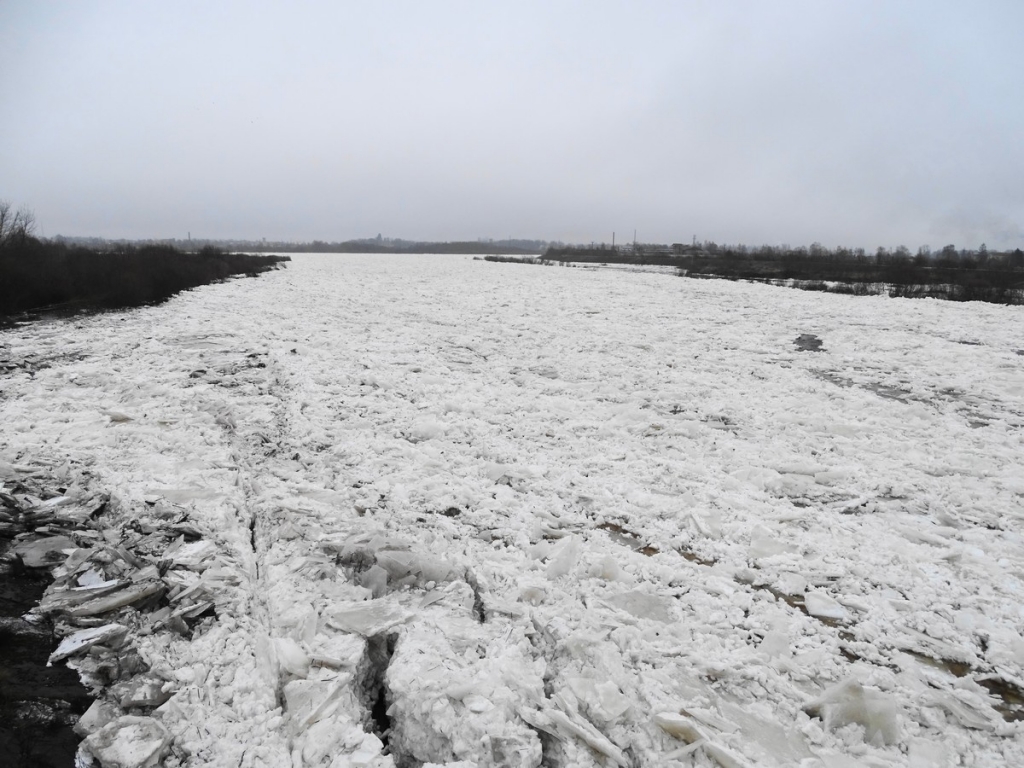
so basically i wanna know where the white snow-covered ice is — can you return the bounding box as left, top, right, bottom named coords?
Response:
left=2, top=253, right=1023, bottom=767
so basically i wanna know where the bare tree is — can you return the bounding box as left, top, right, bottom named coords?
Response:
left=0, top=200, right=36, bottom=248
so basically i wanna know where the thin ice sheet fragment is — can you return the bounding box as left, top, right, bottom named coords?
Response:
left=48, top=623, right=127, bottom=664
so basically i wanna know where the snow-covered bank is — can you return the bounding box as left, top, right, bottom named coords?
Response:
left=2, top=253, right=1023, bottom=767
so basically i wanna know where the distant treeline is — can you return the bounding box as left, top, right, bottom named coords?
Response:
left=296, top=240, right=543, bottom=255
left=0, top=236, right=289, bottom=318
left=480, top=255, right=549, bottom=265
left=55, top=235, right=548, bottom=256
left=544, top=242, right=1024, bottom=304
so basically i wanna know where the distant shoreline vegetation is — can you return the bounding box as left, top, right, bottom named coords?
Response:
left=0, top=236, right=289, bottom=320
left=52, top=235, right=547, bottom=256
left=538, top=243, right=1024, bottom=305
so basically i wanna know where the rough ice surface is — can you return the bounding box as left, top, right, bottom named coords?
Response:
left=2, top=253, right=1023, bottom=767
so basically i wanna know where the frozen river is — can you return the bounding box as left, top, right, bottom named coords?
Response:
left=2, top=254, right=1023, bottom=767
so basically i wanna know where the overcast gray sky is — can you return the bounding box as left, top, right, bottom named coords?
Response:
left=2, top=1, right=1022, bottom=248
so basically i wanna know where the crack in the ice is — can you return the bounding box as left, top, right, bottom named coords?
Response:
left=464, top=568, right=487, bottom=623
left=361, top=633, right=401, bottom=761
left=527, top=725, right=561, bottom=768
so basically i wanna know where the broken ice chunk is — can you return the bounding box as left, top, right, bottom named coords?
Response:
left=803, top=679, right=902, bottom=746
left=519, top=582, right=547, bottom=605
left=803, top=592, right=848, bottom=622
left=275, top=637, right=311, bottom=678
left=521, top=705, right=628, bottom=766
left=68, top=581, right=164, bottom=617
left=163, top=539, right=215, bottom=569
left=376, top=549, right=459, bottom=586
left=54, top=546, right=93, bottom=577
left=545, top=536, right=581, bottom=579
left=408, top=418, right=447, bottom=441
left=74, top=699, right=121, bottom=737
left=920, top=688, right=1003, bottom=730
left=747, top=525, right=795, bottom=559
left=13, top=535, right=75, bottom=568
left=326, top=599, right=409, bottom=636
left=757, top=628, right=791, bottom=659
left=77, top=569, right=108, bottom=587
left=284, top=679, right=347, bottom=732
left=348, top=732, right=387, bottom=767
left=685, top=706, right=739, bottom=735
left=531, top=364, right=558, bottom=379
left=909, top=738, right=950, bottom=767
left=111, top=674, right=174, bottom=708
left=357, top=564, right=389, bottom=598
left=298, top=718, right=346, bottom=765
left=482, top=462, right=508, bottom=482
left=595, top=681, right=631, bottom=721
left=82, top=716, right=171, bottom=768
left=699, top=508, right=723, bottom=539
left=38, top=579, right=126, bottom=614
left=49, top=623, right=128, bottom=664
left=654, top=712, right=706, bottom=743
left=463, top=694, right=493, bottom=713
left=604, top=590, right=675, bottom=623
left=775, top=572, right=807, bottom=595
left=703, top=741, right=751, bottom=768
left=566, top=678, right=631, bottom=723
left=588, top=554, right=623, bottom=581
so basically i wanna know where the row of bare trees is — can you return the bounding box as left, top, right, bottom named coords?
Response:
left=0, top=203, right=291, bottom=316
left=0, top=200, right=36, bottom=248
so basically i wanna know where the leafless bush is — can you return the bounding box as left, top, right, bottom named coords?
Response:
left=0, top=200, right=36, bottom=248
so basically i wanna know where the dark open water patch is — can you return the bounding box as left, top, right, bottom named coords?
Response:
left=794, top=334, right=824, bottom=352
left=0, top=565, right=91, bottom=766
left=1, top=486, right=92, bottom=767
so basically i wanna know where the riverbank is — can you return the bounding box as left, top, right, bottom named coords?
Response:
left=0, top=471, right=95, bottom=766
left=0, top=239, right=289, bottom=319
left=541, top=247, right=1024, bottom=305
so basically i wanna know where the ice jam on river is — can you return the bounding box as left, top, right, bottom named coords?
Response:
left=1, top=253, right=1023, bottom=767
